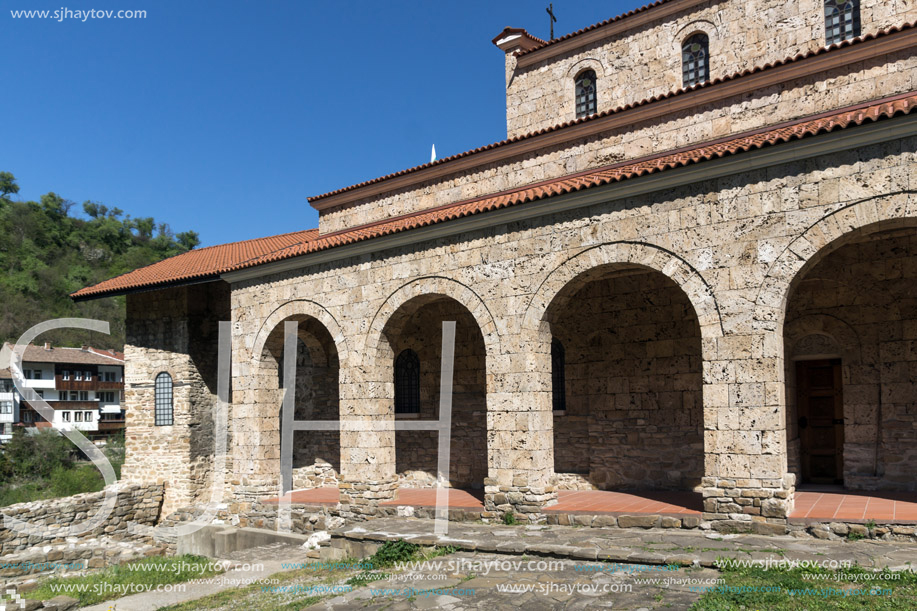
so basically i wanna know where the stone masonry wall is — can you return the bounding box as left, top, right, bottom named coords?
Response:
left=121, top=283, right=230, bottom=516
left=0, top=484, right=163, bottom=556
left=785, top=229, right=917, bottom=490
left=319, top=46, right=917, bottom=234
left=503, top=0, right=917, bottom=137
left=551, top=270, right=704, bottom=491
left=226, top=129, right=917, bottom=519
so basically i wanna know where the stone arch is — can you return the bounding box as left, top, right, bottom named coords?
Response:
left=528, top=242, right=713, bottom=492
left=364, top=276, right=501, bottom=371
left=248, top=300, right=347, bottom=491
left=566, top=58, right=606, bottom=80
left=785, top=314, right=861, bottom=362
left=364, top=277, right=494, bottom=490
left=251, top=299, right=350, bottom=369
left=524, top=241, right=723, bottom=338
left=754, top=194, right=917, bottom=330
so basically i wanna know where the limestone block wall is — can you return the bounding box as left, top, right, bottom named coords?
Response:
left=121, top=283, right=229, bottom=516
left=227, top=131, right=917, bottom=520
left=785, top=230, right=917, bottom=490
left=551, top=270, right=704, bottom=491
left=318, top=44, right=917, bottom=234
left=503, top=0, right=917, bottom=137
left=0, top=484, right=163, bottom=555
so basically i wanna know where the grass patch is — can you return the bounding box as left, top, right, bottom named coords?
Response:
left=27, top=555, right=222, bottom=607
left=691, top=563, right=917, bottom=610
left=503, top=511, right=518, bottom=525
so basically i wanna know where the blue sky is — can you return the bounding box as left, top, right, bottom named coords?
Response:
left=3, top=0, right=637, bottom=247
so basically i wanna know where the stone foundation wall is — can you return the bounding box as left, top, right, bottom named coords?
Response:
left=785, top=230, right=917, bottom=490
left=0, top=484, right=163, bottom=556
left=551, top=270, right=704, bottom=490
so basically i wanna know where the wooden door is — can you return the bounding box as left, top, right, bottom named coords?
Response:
left=796, top=359, right=844, bottom=485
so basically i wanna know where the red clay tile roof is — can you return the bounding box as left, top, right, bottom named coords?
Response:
left=514, top=0, right=676, bottom=57
left=307, top=22, right=915, bottom=204
left=71, top=229, right=319, bottom=299
left=73, top=91, right=917, bottom=300
left=1, top=343, right=124, bottom=365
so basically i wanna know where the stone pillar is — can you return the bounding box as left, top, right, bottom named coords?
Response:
left=338, top=366, right=397, bottom=520
left=485, top=326, right=557, bottom=520
left=701, top=332, right=794, bottom=532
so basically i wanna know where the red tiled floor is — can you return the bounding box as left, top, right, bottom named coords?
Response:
left=790, top=488, right=917, bottom=524
left=546, top=490, right=702, bottom=516
left=380, top=488, right=486, bottom=509
left=262, top=486, right=341, bottom=505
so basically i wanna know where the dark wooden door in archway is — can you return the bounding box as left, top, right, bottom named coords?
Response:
left=796, top=359, right=844, bottom=485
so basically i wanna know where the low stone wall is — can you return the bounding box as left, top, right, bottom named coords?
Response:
left=0, top=483, right=164, bottom=556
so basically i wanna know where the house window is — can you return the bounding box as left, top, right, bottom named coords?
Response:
left=62, top=370, right=70, bottom=381
left=154, top=372, right=174, bottom=426
left=35, top=390, right=43, bottom=398
left=825, top=0, right=860, bottom=45
left=0, top=401, right=11, bottom=415
left=75, top=412, right=83, bottom=422
left=62, top=412, right=71, bottom=422
left=551, top=339, right=566, bottom=412
left=100, top=392, right=116, bottom=403
left=84, top=411, right=92, bottom=421
left=574, top=70, right=597, bottom=118
left=394, top=349, right=421, bottom=414
left=103, top=371, right=116, bottom=382
left=75, top=371, right=83, bottom=381
left=79, top=391, right=88, bottom=401
left=682, top=33, right=709, bottom=87
left=32, top=370, right=42, bottom=380
left=69, top=391, right=79, bottom=401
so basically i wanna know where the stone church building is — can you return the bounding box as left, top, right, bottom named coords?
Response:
left=75, top=0, right=917, bottom=530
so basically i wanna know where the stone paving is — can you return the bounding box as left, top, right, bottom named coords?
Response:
left=315, top=551, right=721, bottom=610
left=332, top=518, right=917, bottom=570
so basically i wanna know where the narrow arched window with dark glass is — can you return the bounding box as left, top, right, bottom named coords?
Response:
left=574, top=70, right=597, bottom=118
left=825, top=0, right=859, bottom=45
left=154, top=372, right=173, bottom=426
left=682, top=34, right=709, bottom=88
left=551, top=339, right=566, bottom=412
left=395, top=349, right=421, bottom=414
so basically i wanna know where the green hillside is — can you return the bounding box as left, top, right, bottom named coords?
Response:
left=0, top=172, right=199, bottom=350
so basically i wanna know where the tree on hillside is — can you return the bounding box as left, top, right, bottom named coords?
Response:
left=0, top=172, right=199, bottom=349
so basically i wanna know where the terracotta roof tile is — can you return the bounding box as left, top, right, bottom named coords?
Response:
left=1, top=343, right=124, bottom=366
left=308, top=22, right=915, bottom=203
left=74, top=92, right=917, bottom=300
left=71, top=229, right=318, bottom=299
left=514, top=0, right=675, bottom=57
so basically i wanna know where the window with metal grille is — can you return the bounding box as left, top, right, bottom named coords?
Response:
left=574, top=70, right=597, bottom=118
left=682, top=33, right=709, bottom=87
left=825, top=0, right=859, bottom=45
left=154, top=372, right=173, bottom=426
left=551, top=339, right=566, bottom=412
left=394, top=349, right=421, bottom=414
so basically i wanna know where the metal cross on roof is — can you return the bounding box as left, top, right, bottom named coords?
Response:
left=546, top=3, right=557, bottom=40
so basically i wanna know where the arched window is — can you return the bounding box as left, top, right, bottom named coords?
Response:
left=825, top=0, right=859, bottom=45
left=154, top=372, right=173, bottom=426
left=551, top=339, right=566, bottom=412
left=574, top=70, right=597, bottom=118
left=394, top=349, right=420, bottom=414
left=682, top=33, right=709, bottom=88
